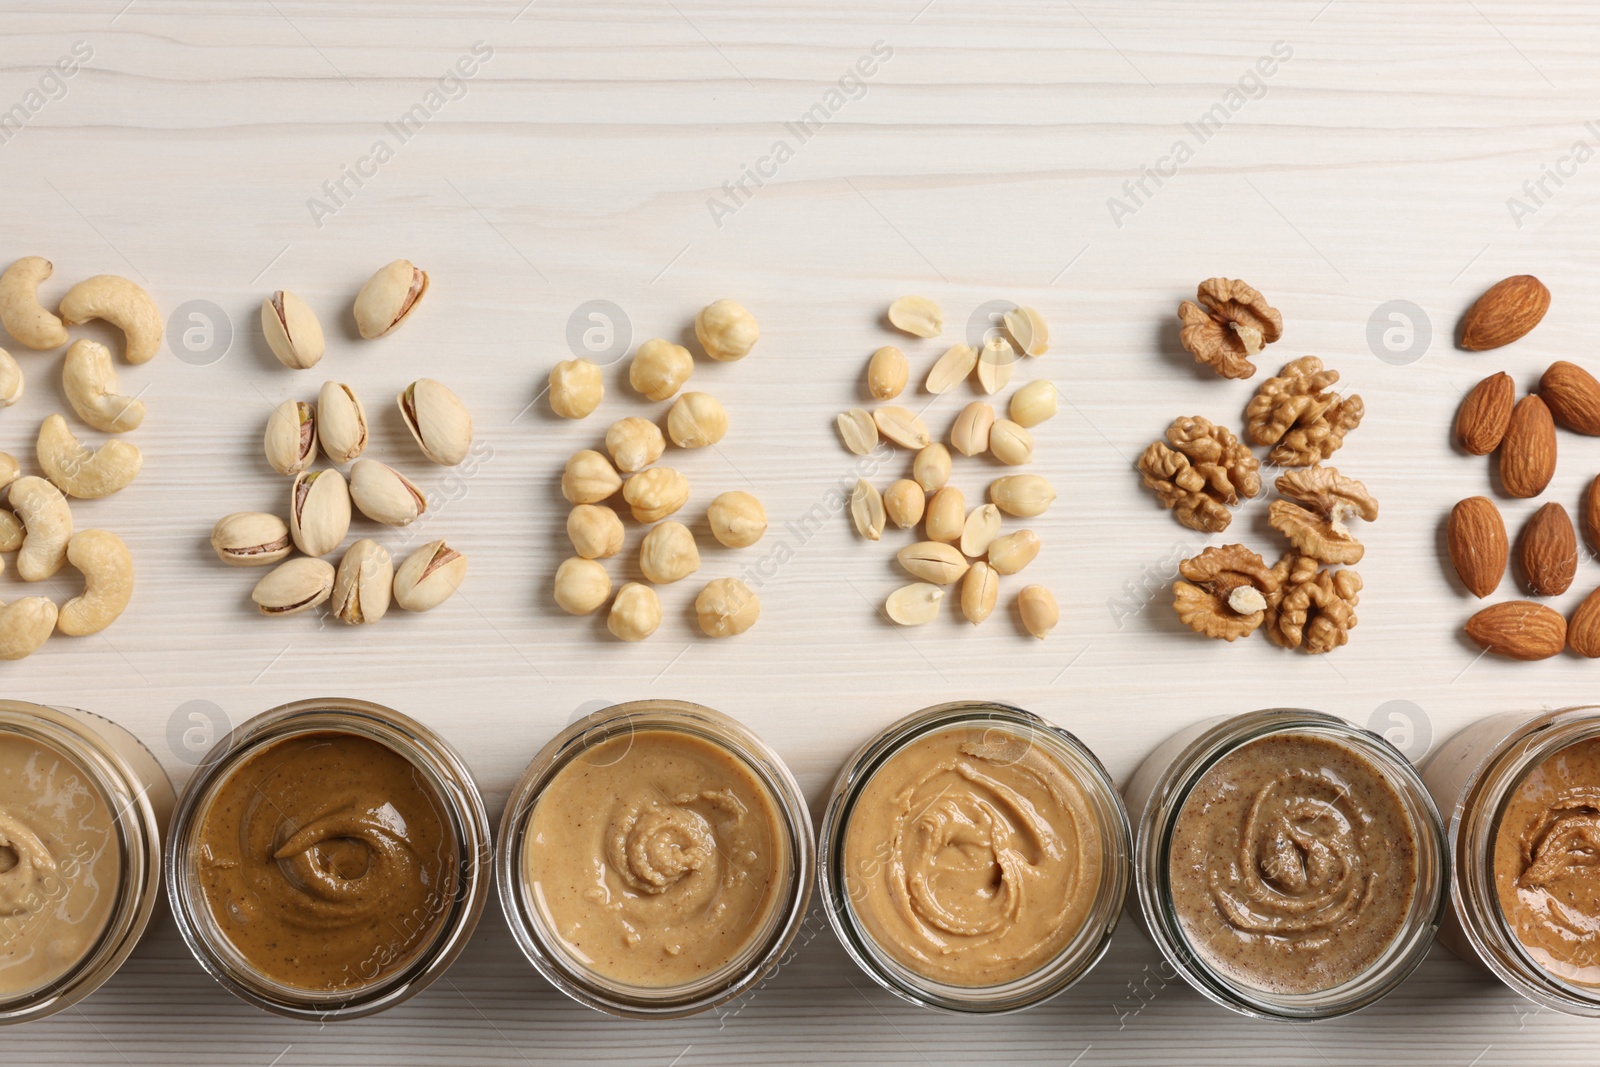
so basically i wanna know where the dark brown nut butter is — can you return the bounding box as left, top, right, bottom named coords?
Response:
left=196, top=731, right=456, bottom=991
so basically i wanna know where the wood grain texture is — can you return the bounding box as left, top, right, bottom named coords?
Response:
left=0, top=0, right=1598, bottom=1061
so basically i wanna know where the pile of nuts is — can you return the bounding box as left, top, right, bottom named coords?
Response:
left=1444, top=275, right=1600, bottom=660
left=1141, top=278, right=1373, bottom=654
left=835, top=296, right=1060, bottom=639
left=0, top=258, right=151, bottom=659
left=210, top=260, right=473, bottom=623
left=547, top=299, right=764, bottom=641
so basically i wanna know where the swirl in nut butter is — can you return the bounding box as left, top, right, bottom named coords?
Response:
left=197, top=733, right=456, bottom=991
left=1169, top=733, right=1418, bottom=994
left=524, top=729, right=785, bottom=988
left=1495, top=737, right=1600, bottom=985
left=842, top=727, right=1103, bottom=986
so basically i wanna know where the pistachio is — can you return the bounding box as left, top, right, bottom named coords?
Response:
left=562, top=449, right=622, bottom=504
left=667, top=392, right=728, bottom=448
left=622, top=467, right=689, bottom=523
left=1009, top=380, right=1057, bottom=428
left=990, top=475, right=1055, bottom=518
left=897, top=541, right=970, bottom=585
left=393, top=539, right=467, bottom=612
left=331, top=539, right=392, bottom=624
left=568, top=504, right=625, bottom=559
left=549, top=358, right=603, bottom=419
left=261, top=290, right=325, bottom=369
left=913, top=444, right=951, bottom=492
left=398, top=379, right=473, bottom=466
left=883, top=479, right=926, bottom=529
left=288, top=469, right=352, bottom=558
left=707, top=491, right=766, bottom=548
left=887, top=295, right=942, bottom=338
left=211, top=512, right=292, bottom=567
left=608, top=581, right=661, bottom=641
left=987, top=529, right=1040, bottom=575
left=317, top=381, right=368, bottom=465
left=606, top=416, right=666, bottom=473
left=951, top=402, right=995, bottom=457
left=961, top=561, right=998, bottom=624
left=348, top=459, right=427, bottom=527
left=264, top=399, right=318, bottom=477
left=553, top=557, right=611, bottom=615
left=874, top=406, right=930, bottom=449
left=629, top=338, right=693, bottom=401
left=960, top=504, right=1002, bottom=559
left=989, top=419, right=1033, bottom=466
left=353, top=259, right=428, bottom=339
left=1018, top=584, right=1059, bottom=639
left=926, top=344, right=978, bottom=395
left=850, top=479, right=885, bottom=541
left=867, top=346, right=908, bottom=400
left=1003, top=306, right=1049, bottom=356
left=694, top=300, right=759, bottom=362
left=886, top=583, right=943, bottom=625
left=925, top=486, right=965, bottom=545
left=252, top=557, right=335, bottom=616
left=640, top=520, right=700, bottom=583
left=976, top=336, right=1016, bottom=394
left=837, top=408, right=879, bottom=455
left=695, top=577, right=760, bottom=637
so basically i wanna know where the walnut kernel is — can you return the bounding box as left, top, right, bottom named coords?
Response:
left=1177, top=278, right=1283, bottom=379
left=1245, top=356, right=1364, bottom=467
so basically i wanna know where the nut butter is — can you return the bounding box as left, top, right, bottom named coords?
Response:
left=820, top=702, right=1130, bottom=1013
left=0, top=701, right=173, bottom=1025
left=499, top=701, right=813, bottom=1018
left=166, top=699, right=489, bottom=1020
left=1127, top=710, right=1446, bottom=1020
left=1423, top=707, right=1600, bottom=1015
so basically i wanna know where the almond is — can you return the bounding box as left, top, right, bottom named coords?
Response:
left=1465, top=600, right=1566, bottom=660
left=1455, top=371, right=1514, bottom=454
left=1539, top=361, right=1600, bottom=435
left=1459, top=275, right=1550, bottom=351
left=1448, top=496, right=1508, bottom=598
left=1499, top=394, right=1557, bottom=498
left=1586, top=475, right=1600, bottom=555
left=1570, top=587, right=1600, bottom=658
left=1519, top=501, right=1577, bottom=596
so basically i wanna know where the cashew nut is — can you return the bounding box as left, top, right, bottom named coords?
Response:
left=0, top=455, right=15, bottom=493
left=58, top=275, right=162, bottom=365
left=0, top=598, right=57, bottom=660
left=9, top=476, right=71, bottom=581
left=62, top=340, right=143, bottom=434
left=36, top=414, right=142, bottom=499
left=0, top=511, right=22, bottom=553
left=0, top=349, right=21, bottom=409
left=58, top=529, right=132, bottom=636
left=0, top=258, right=69, bottom=350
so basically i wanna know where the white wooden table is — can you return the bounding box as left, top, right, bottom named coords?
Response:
left=2, top=0, right=1597, bottom=1061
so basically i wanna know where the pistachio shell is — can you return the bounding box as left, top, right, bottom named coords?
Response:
left=211, top=512, right=292, bottom=567
left=252, top=557, right=335, bottom=616
left=260, top=290, right=325, bottom=369
left=331, top=539, right=393, bottom=624
left=393, top=539, right=467, bottom=612
left=264, top=399, right=318, bottom=477
left=288, top=469, right=351, bottom=557
left=353, top=259, right=428, bottom=339
left=348, top=459, right=427, bottom=526
left=398, top=378, right=472, bottom=466
left=317, top=381, right=368, bottom=465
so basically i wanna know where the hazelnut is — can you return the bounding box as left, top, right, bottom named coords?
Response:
left=628, top=338, right=693, bottom=401
left=707, top=491, right=766, bottom=548
left=694, top=299, right=759, bottom=362
left=549, top=358, right=603, bottom=419
left=605, top=417, right=665, bottom=473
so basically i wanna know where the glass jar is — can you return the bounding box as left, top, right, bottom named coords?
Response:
left=0, top=700, right=173, bottom=1025
left=498, top=699, right=814, bottom=1019
left=1422, top=706, right=1600, bottom=1016
left=1125, top=709, right=1447, bottom=1021
left=817, top=701, right=1131, bottom=1013
left=165, top=698, right=490, bottom=1020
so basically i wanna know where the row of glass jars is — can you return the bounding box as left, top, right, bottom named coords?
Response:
left=0, top=697, right=1595, bottom=1024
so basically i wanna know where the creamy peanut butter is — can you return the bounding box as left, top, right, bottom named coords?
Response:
left=1169, top=733, right=1418, bottom=995
left=842, top=726, right=1104, bottom=987
left=523, top=729, right=786, bottom=988
left=1495, top=736, right=1600, bottom=985
left=0, top=732, right=119, bottom=997
left=196, top=732, right=456, bottom=991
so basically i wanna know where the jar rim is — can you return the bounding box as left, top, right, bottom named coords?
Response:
left=163, top=697, right=490, bottom=1021
left=496, top=699, right=815, bottom=1019
left=0, top=701, right=169, bottom=1026
left=816, top=700, right=1132, bottom=1015
left=1133, top=708, right=1448, bottom=1021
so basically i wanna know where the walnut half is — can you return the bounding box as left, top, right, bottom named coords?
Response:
left=1178, top=278, right=1284, bottom=380
left=1264, top=551, right=1362, bottom=653
left=1173, top=544, right=1280, bottom=641
left=1245, top=356, right=1364, bottom=467
left=1137, top=416, right=1261, bottom=533
left=1269, top=465, right=1378, bottom=564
